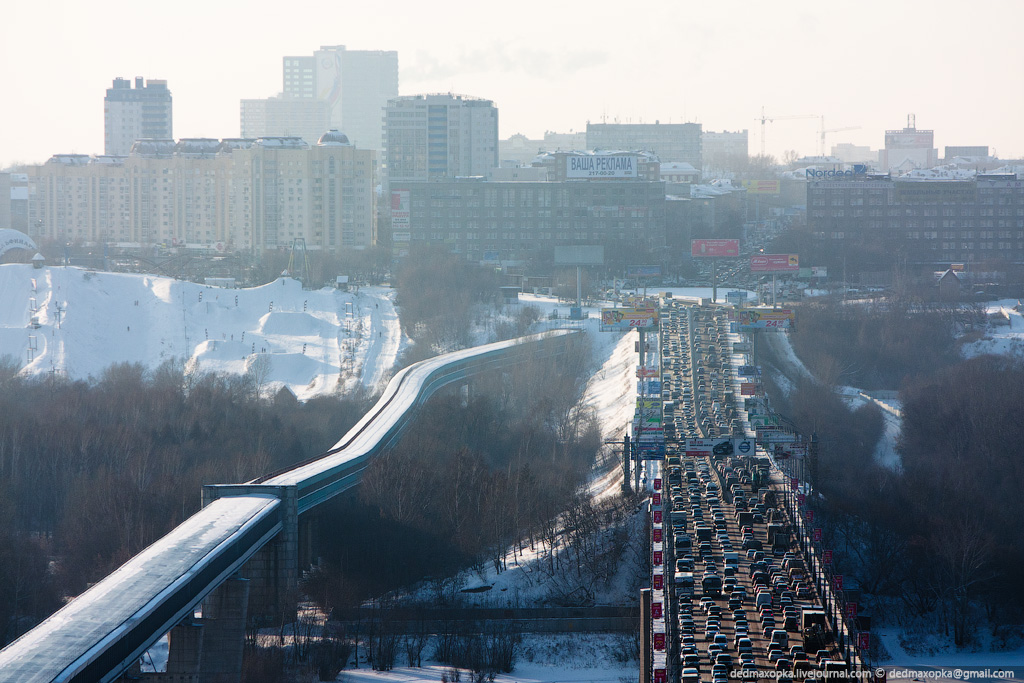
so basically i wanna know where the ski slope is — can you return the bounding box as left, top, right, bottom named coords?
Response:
left=0, top=264, right=407, bottom=400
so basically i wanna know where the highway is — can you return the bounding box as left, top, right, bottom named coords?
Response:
left=651, top=299, right=853, bottom=682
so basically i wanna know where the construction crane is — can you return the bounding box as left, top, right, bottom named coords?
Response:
left=818, top=116, right=861, bottom=156
left=755, top=107, right=818, bottom=157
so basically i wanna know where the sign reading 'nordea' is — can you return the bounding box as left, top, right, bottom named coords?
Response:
left=806, top=164, right=868, bottom=179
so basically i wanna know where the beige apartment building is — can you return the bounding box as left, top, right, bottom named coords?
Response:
left=27, top=132, right=376, bottom=253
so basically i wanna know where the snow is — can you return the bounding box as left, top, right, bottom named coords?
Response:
left=0, top=264, right=408, bottom=400
left=318, top=633, right=635, bottom=682
left=961, top=298, right=1024, bottom=359
left=6, top=272, right=767, bottom=680
left=877, top=626, right=1024, bottom=678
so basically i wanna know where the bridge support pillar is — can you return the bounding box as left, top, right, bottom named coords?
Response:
left=298, top=513, right=318, bottom=569
left=148, top=620, right=203, bottom=682
left=198, top=577, right=249, bottom=683
left=239, top=486, right=298, bottom=627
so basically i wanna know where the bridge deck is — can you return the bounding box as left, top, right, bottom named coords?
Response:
left=0, top=496, right=280, bottom=683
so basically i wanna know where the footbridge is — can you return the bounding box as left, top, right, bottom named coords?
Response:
left=0, top=329, right=581, bottom=683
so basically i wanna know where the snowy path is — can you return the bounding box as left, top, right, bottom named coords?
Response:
left=357, top=287, right=402, bottom=392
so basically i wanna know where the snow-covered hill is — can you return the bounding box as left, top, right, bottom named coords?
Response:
left=0, top=264, right=407, bottom=400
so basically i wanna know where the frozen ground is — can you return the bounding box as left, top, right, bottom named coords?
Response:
left=334, top=633, right=636, bottom=682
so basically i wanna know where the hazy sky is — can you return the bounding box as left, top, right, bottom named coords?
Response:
left=2, top=0, right=1023, bottom=168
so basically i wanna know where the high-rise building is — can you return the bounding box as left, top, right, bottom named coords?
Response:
left=240, top=96, right=331, bottom=146
left=104, top=77, right=173, bottom=156
left=271, top=45, right=398, bottom=151
left=586, top=122, right=702, bottom=168
left=385, top=94, right=499, bottom=184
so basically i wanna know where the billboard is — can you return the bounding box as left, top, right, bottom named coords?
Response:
left=737, top=308, right=795, bottom=329
left=811, top=266, right=828, bottom=278
left=639, top=441, right=666, bottom=460
left=601, top=308, right=659, bottom=329
left=740, top=179, right=781, bottom=195
left=685, top=438, right=755, bottom=457
left=567, top=154, right=638, bottom=178
left=691, top=239, right=739, bottom=258
left=639, top=380, right=661, bottom=395
left=750, top=254, right=799, bottom=272
left=726, top=291, right=748, bottom=305
left=626, top=265, right=661, bottom=278
left=740, top=382, right=760, bottom=396
left=554, top=245, right=605, bottom=265
left=390, top=190, right=410, bottom=241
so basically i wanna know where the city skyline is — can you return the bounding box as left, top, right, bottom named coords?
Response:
left=2, top=0, right=1024, bottom=169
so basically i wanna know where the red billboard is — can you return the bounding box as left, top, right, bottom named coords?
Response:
left=750, top=254, right=799, bottom=272
left=691, top=239, right=739, bottom=258
left=740, top=382, right=758, bottom=396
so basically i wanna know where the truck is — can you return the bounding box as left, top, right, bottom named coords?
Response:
left=675, top=571, right=695, bottom=598
left=701, top=572, right=723, bottom=597
left=802, top=607, right=829, bottom=652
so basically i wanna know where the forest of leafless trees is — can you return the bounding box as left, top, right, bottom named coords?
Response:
left=0, top=356, right=372, bottom=647
left=766, top=300, right=1024, bottom=647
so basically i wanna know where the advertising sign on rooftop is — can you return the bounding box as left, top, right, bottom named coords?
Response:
left=566, top=154, right=638, bottom=179
left=691, top=239, right=740, bottom=258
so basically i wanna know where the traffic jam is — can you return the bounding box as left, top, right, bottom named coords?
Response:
left=640, top=298, right=861, bottom=683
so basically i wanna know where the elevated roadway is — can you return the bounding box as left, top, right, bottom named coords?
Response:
left=0, top=329, right=580, bottom=683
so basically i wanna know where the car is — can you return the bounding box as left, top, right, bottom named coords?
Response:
left=681, top=667, right=700, bottom=683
